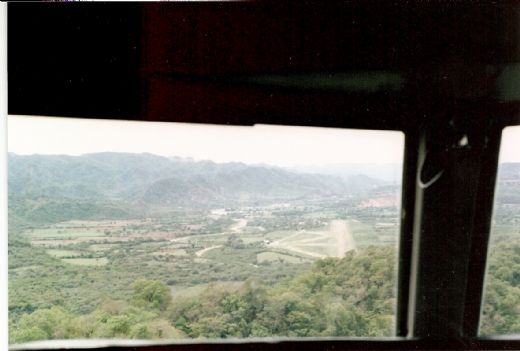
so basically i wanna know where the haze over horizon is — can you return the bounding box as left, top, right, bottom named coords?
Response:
left=8, top=115, right=405, bottom=167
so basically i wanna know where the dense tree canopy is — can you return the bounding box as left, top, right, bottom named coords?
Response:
left=9, top=239, right=520, bottom=343
left=10, top=247, right=396, bottom=343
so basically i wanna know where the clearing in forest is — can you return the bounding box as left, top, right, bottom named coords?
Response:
left=266, top=219, right=356, bottom=259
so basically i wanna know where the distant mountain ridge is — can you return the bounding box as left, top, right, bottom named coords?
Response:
left=8, top=153, right=520, bottom=225
left=291, top=163, right=403, bottom=183
left=8, top=153, right=386, bottom=209
left=499, top=163, right=520, bottom=180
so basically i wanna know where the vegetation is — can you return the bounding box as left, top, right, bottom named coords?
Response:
left=10, top=237, right=520, bottom=342
left=9, top=247, right=395, bottom=342
left=7, top=153, right=520, bottom=343
left=480, top=240, right=520, bottom=335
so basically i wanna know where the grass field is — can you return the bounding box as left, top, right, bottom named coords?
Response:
left=170, top=281, right=243, bottom=299
left=26, top=228, right=107, bottom=239
left=292, top=244, right=331, bottom=256
left=265, top=230, right=299, bottom=242
left=265, top=220, right=355, bottom=259
left=62, top=257, right=109, bottom=266
left=46, top=249, right=83, bottom=258
left=348, top=221, right=378, bottom=247
left=240, top=236, right=266, bottom=244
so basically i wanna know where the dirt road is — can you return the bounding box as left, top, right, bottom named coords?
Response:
left=195, top=245, right=223, bottom=257
left=330, top=219, right=356, bottom=258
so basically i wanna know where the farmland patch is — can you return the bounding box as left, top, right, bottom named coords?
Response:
left=46, top=249, right=83, bottom=258
left=25, top=228, right=106, bottom=239
left=62, top=257, right=109, bottom=266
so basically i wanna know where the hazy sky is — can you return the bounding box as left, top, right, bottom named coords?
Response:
left=9, top=116, right=520, bottom=166
left=8, top=115, right=406, bottom=167
left=500, top=126, right=520, bottom=163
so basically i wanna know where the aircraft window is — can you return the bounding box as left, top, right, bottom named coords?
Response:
left=480, top=125, right=520, bottom=336
left=8, top=115, right=404, bottom=346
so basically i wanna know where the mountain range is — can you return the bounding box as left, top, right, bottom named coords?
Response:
left=8, top=152, right=389, bottom=224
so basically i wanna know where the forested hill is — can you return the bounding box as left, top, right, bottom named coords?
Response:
left=8, top=152, right=384, bottom=212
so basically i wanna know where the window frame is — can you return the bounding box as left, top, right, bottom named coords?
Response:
left=465, top=115, right=520, bottom=338
left=8, top=2, right=520, bottom=350
left=8, top=74, right=520, bottom=351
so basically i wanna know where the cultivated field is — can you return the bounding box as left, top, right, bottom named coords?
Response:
left=20, top=202, right=399, bottom=271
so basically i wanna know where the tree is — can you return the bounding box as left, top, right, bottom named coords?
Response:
left=131, top=279, right=172, bottom=311
left=10, top=306, right=80, bottom=343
